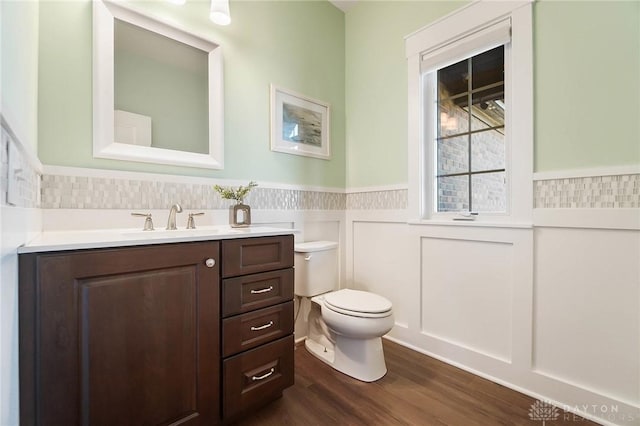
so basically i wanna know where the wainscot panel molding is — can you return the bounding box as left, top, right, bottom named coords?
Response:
left=533, top=227, right=640, bottom=413
left=534, top=208, right=640, bottom=231
left=420, top=235, right=516, bottom=363
left=346, top=192, right=639, bottom=425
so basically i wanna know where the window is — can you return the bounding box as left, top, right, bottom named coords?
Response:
left=434, top=46, right=506, bottom=213
left=406, top=1, right=533, bottom=224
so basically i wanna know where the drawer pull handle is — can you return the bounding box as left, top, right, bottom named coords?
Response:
left=252, top=368, right=275, bottom=381
left=250, top=321, right=274, bottom=331
left=250, top=286, right=273, bottom=294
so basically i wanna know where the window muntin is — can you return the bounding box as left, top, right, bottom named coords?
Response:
left=407, top=1, right=532, bottom=225
left=434, top=46, right=506, bottom=213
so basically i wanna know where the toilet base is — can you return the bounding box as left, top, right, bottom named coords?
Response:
left=305, top=338, right=335, bottom=365
left=305, top=335, right=387, bottom=382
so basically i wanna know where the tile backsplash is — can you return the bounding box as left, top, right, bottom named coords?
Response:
left=1, top=125, right=41, bottom=208
left=40, top=175, right=346, bottom=210
left=9, top=166, right=640, bottom=212
left=346, top=189, right=408, bottom=210
left=534, top=174, right=639, bottom=209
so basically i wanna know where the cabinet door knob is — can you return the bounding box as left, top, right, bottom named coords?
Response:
left=205, top=258, right=216, bottom=268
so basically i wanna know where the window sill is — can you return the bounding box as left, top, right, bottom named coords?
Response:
left=407, top=219, right=533, bottom=229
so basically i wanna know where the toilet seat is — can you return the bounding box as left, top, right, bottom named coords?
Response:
left=323, top=289, right=392, bottom=318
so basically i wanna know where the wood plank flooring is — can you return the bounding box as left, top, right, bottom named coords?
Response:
left=234, top=339, right=599, bottom=426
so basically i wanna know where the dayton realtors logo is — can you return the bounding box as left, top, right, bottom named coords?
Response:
left=529, top=400, right=560, bottom=425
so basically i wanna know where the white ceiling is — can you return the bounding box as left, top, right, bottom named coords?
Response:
left=329, top=0, right=358, bottom=13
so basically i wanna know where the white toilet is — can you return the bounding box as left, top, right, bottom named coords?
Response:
left=294, top=241, right=394, bottom=382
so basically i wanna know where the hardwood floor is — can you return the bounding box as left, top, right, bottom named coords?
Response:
left=233, top=339, right=599, bottom=426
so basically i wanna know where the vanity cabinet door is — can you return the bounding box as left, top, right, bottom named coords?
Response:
left=19, top=242, right=220, bottom=426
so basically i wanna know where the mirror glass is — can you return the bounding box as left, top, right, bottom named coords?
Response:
left=114, top=19, right=209, bottom=154
left=93, top=1, right=224, bottom=169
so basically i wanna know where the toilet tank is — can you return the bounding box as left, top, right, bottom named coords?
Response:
left=294, top=241, right=338, bottom=297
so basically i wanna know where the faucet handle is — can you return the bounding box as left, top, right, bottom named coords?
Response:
left=186, top=212, right=205, bottom=229
left=131, top=213, right=154, bottom=231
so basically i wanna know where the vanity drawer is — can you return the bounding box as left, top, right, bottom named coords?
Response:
left=222, top=268, right=293, bottom=317
left=223, top=335, right=294, bottom=420
left=222, top=301, right=294, bottom=357
left=222, top=235, right=293, bottom=278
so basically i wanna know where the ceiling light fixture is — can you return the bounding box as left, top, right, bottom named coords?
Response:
left=210, top=0, right=231, bottom=26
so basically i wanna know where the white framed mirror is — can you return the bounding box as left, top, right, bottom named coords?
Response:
left=93, top=0, right=224, bottom=169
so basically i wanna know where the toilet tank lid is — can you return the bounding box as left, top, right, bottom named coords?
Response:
left=294, top=241, right=338, bottom=253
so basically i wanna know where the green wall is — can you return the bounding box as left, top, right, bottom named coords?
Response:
left=345, top=0, right=640, bottom=187
left=38, top=0, right=345, bottom=187
left=345, top=0, right=465, bottom=188
left=534, top=0, right=640, bottom=172
left=37, top=0, right=640, bottom=188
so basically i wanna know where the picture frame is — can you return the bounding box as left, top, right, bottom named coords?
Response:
left=270, top=84, right=331, bottom=160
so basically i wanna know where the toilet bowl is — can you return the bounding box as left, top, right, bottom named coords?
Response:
left=294, top=241, right=394, bottom=382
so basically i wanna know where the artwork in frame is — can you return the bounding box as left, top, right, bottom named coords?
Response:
left=270, top=84, right=331, bottom=160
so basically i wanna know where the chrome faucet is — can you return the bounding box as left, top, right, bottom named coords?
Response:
left=166, top=203, right=183, bottom=230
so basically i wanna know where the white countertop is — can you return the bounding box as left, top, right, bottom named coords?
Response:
left=18, top=226, right=296, bottom=254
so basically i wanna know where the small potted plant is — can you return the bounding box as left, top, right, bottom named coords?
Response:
left=213, top=181, right=258, bottom=227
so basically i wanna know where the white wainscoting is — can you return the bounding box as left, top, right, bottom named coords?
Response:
left=351, top=221, right=414, bottom=329
left=533, top=227, right=639, bottom=405
left=421, top=236, right=514, bottom=363
left=346, top=208, right=639, bottom=425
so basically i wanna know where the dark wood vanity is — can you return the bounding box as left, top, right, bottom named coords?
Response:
left=19, top=234, right=294, bottom=425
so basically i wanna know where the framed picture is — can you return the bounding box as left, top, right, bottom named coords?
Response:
left=270, top=84, right=331, bottom=160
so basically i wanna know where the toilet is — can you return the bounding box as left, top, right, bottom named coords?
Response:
left=294, top=241, right=394, bottom=382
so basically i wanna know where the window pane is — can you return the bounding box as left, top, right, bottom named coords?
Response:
left=438, top=59, right=468, bottom=99
left=437, top=175, right=469, bottom=212
left=437, top=135, right=468, bottom=175
left=438, top=101, right=469, bottom=137
left=470, top=87, right=504, bottom=131
left=471, top=130, right=505, bottom=172
left=472, top=172, right=506, bottom=212
left=471, top=46, right=503, bottom=90
left=433, top=44, right=507, bottom=215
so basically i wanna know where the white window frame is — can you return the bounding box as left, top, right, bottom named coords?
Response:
left=406, top=1, right=533, bottom=226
